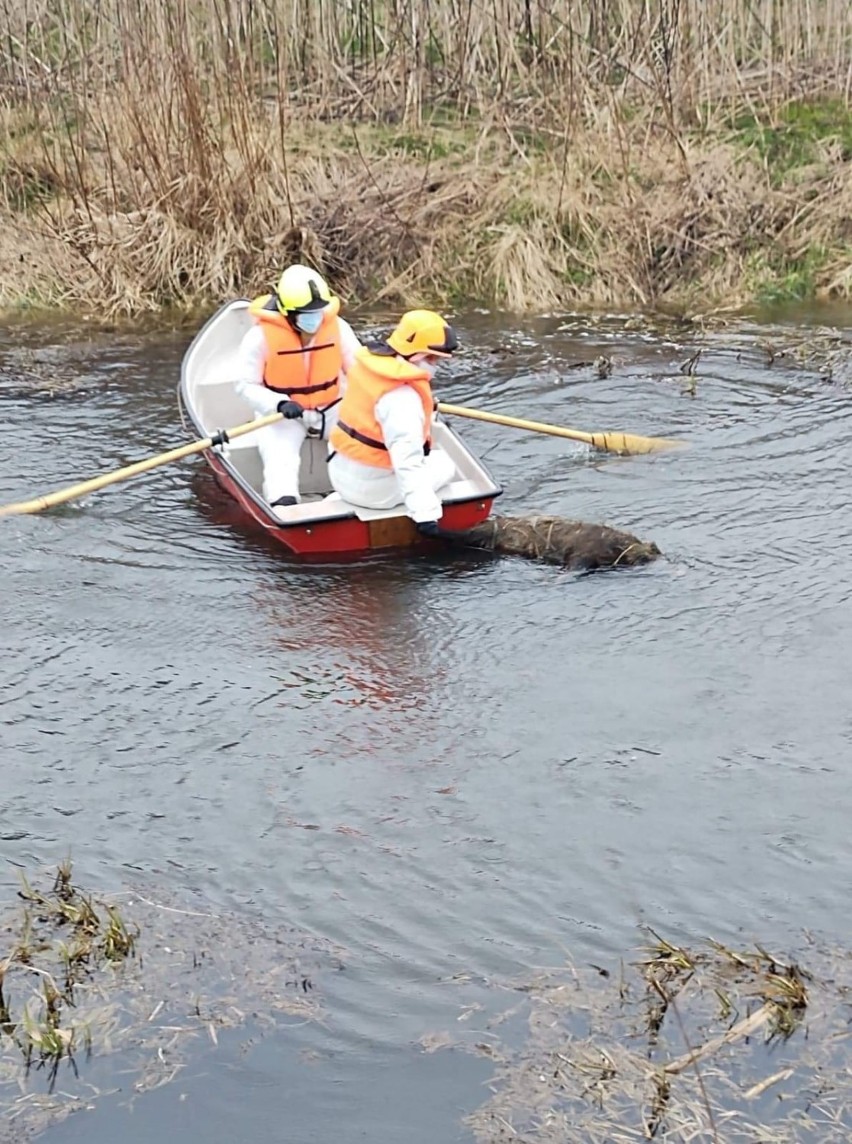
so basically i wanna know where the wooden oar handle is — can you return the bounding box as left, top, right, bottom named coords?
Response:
left=438, top=402, right=594, bottom=446
left=0, top=411, right=283, bottom=517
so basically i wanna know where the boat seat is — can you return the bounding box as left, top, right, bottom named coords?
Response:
left=272, top=495, right=421, bottom=525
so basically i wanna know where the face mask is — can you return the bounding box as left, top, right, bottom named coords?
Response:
left=411, top=354, right=438, bottom=378
left=295, top=310, right=323, bottom=335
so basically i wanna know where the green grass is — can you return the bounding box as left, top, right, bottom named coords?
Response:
left=562, top=261, right=594, bottom=287
left=751, top=245, right=829, bottom=304
left=326, top=112, right=479, bottom=161
left=729, top=99, right=852, bottom=184
left=504, top=197, right=539, bottom=226
left=385, top=131, right=470, bottom=160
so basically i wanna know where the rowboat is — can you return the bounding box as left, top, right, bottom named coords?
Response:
left=179, top=300, right=503, bottom=558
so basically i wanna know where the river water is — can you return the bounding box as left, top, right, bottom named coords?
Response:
left=1, top=305, right=851, bottom=1141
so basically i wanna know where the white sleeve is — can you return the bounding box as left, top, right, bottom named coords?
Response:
left=375, top=387, right=442, bottom=523
left=233, top=325, right=281, bottom=415
left=337, top=317, right=360, bottom=373
left=336, top=317, right=361, bottom=399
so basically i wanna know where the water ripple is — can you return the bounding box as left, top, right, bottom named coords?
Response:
left=2, top=310, right=852, bottom=1072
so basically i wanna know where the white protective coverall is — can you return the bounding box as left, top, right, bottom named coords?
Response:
left=234, top=317, right=360, bottom=504
left=328, top=384, right=456, bottom=524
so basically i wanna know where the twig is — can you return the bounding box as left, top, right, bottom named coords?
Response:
left=663, top=1003, right=773, bottom=1075
left=650, top=978, right=720, bottom=1142
left=131, top=895, right=221, bottom=920
left=743, top=1067, right=795, bottom=1099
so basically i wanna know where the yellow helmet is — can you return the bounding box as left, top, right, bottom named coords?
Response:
left=386, top=310, right=459, bottom=358
left=275, top=264, right=332, bottom=313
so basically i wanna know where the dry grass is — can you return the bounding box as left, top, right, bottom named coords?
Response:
left=0, top=1, right=851, bottom=314
left=3, top=861, right=138, bottom=1089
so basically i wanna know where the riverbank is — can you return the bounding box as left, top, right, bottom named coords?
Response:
left=1, top=1, right=851, bottom=317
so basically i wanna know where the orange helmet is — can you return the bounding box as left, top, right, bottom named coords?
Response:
left=386, top=310, right=459, bottom=358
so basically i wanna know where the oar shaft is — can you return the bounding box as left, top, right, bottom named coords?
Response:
left=0, top=411, right=282, bottom=518
left=437, top=402, right=684, bottom=455
left=437, top=402, right=596, bottom=446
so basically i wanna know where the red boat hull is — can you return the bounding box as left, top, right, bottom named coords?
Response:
left=204, top=449, right=495, bottom=558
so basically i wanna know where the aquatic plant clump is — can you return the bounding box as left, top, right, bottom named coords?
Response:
left=464, top=930, right=852, bottom=1143
left=0, top=863, right=340, bottom=1137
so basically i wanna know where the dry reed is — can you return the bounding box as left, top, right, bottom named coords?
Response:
left=0, top=1, right=851, bottom=314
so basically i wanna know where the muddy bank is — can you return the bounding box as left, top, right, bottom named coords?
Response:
left=3, top=127, right=852, bottom=319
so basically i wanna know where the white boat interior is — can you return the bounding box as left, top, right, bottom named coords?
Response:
left=181, top=299, right=501, bottom=524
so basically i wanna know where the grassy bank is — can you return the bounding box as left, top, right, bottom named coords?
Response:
left=1, top=0, right=851, bottom=316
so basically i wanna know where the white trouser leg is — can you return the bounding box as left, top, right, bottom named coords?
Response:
left=323, top=401, right=342, bottom=438
left=423, top=447, right=456, bottom=494
left=328, top=446, right=456, bottom=511
left=256, top=418, right=308, bottom=503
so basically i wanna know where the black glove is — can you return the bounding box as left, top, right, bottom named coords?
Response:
left=416, top=520, right=441, bottom=538
left=277, top=400, right=304, bottom=419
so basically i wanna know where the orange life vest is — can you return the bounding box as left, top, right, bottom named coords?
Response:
left=329, top=346, right=434, bottom=470
left=248, top=294, right=343, bottom=410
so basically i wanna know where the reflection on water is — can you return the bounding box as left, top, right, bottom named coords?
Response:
left=2, top=305, right=852, bottom=1140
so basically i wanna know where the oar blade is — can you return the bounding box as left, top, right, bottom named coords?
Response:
left=592, top=432, right=687, bottom=456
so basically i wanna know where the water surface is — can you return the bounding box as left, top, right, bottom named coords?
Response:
left=1, top=305, right=850, bottom=1140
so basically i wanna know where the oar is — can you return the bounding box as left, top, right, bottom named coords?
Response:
left=0, top=411, right=283, bottom=517
left=437, top=402, right=684, bottom=455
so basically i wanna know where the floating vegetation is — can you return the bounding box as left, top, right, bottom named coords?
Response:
left=682, top=324, right=852, bottom=389
left=0, top=343, right=110, bottom=401
left=0, top=324, right=168, bottom=401
left=1, top=861, right=138, bottom=1096
left=459, top=929, right=852, bottom=1142
left=0, top=862, right=340, bottom=1136
left=757, top=330, right=852, bottom=385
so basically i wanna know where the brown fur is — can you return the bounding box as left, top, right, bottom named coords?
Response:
left=456, top=514, right=661, bottom=571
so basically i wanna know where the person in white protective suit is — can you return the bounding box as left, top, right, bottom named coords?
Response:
left=327, top=310, right=460, bottom=536
left=233, top=265, right=360, bottom=507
